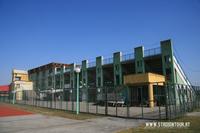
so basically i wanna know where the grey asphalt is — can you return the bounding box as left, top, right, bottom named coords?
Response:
left=0, top=114, right=148, bottom=133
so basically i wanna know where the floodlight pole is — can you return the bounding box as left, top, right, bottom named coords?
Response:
left=12, top=85, right=17, bottom=104
left=75, top=67, right=80, bottom=115
left=12, top=90, right=16, bottom=104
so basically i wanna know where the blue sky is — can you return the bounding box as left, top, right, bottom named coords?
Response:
left=0, top=0, right=200, bottom=85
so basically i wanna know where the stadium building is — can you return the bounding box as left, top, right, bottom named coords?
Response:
left=28, top=40, right=190, bottom=107
left=28, top=39, right=191, bottom=108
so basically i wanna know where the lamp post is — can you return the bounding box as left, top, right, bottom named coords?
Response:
left=38, top=88, right=40, bottom=107
left=12, top=90, right=16, bottom=104
left=75, top=67, right=81, bottom=115
left=51, top=88, right=54, bottom=108
left=12, top=84, right=18, bottom=104
left=70, top=89, right=73, bottom=111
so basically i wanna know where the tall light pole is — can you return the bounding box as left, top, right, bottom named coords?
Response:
left=12, top=90, right=16, bottom=104
left=75, top=67, right=81, bottom=115
left=12, top=84, right=18, bottom=104
left=51, top=88, right=54, bottom=108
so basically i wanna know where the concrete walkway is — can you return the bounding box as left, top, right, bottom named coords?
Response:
left=186, top=111, right=200, bottom=117
left=0, top=114, right=147, bottom=133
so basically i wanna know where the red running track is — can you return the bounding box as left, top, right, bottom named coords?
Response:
left=0, top=103, right=33, bottom=117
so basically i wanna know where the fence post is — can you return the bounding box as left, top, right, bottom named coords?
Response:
left=72, top=88, right=74, bottom=112
left=165, top=83, right=169, bottom=120
left=140, top=86, right=144, bottom=118
left=87, top=86, right=89, bottom=113
left=115, top=86, right=118, bottom=117
left=66, top=90, right=68, bottom=111
left=174, top=84, right=177, bottom=117
left=157, top=83, right=161, bottom=121
left=105, top=87, right=108, bottom=115
left=126, top=86, right=130, bottom=118
left=198, top=87, right=200, bottom=108
left=96, top=88, right=98, bottom=114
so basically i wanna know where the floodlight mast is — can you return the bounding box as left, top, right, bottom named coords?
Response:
left=75, top=67, right=81, bottom=115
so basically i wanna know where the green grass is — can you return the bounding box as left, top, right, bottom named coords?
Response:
left=117, top=116, right=200, bottom=133
left=1, top=102, right=100, bottom=120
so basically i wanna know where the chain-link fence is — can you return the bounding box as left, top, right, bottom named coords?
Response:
left=1, top=82, right=200, bottom=120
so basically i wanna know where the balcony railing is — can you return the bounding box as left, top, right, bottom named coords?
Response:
left=122, top=53, right=134, bottom=62
left=64, top=68, right=71, bottom=73
left=103, top=57, right=113, bottom=65
left=88, top=61, right=96, bottom=68
left=64, top=84, right=71, bottom=89
left=144, top=47, right=161, bottom=57
left=55, top=71, right=61, bottom=74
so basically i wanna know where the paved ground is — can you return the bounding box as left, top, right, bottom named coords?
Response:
left=0, top=114, right=147, bottom=133
left=186, top=111, right=200, bottom=116
left=16, top=100, right=165, bottom=119
left=0, top=102, right=148, bottom=133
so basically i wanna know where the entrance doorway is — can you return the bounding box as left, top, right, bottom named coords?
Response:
left=129, top=85, right=148, bottom=106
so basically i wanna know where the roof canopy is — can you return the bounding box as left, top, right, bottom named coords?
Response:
left=124, top=73, right=166, bottom=85
left=0, top=85, right=10, bottom=92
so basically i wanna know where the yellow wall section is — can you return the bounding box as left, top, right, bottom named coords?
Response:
left=124, top=72, right=165, bottom=85
left=13, top=73, right=29, bottom=81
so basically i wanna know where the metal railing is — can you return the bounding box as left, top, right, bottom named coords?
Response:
left=103, top=57, right=113, bottom=65
left=64, top=68, right=71, bottom=73
left=122, top=53, right=134, bottom=62
left=88, top=61, right=96, bottom=68
left=144, top=47, right=161, bottom=57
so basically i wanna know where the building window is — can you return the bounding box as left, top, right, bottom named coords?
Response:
left=55, top=75, right=60, bottom=88
left=16, top=84, right=20, bottom=88
left=65, top=67, right=70, bottom=72
left=64, top=74, right=70, bottom=84
left=57, top=67, right=61, bottom=72
left=49, top=69, right=52, bottom=74
left=15, top=77, right=21, bottom=81
left=48, top=76, right=52, bottom=86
